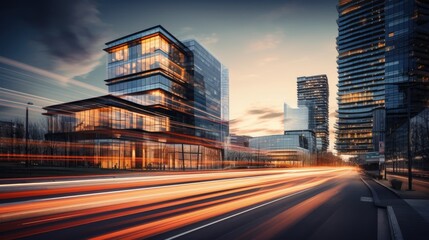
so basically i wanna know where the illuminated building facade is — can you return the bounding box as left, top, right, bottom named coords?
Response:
left=297, top=75, right=329, bottom=152
left=44, top=26, right=229, bottom=170
left=249, top=134, right=312, bottom=167
left=336, top=0, right=386, bottom=154
left=336, top=0, right=429, bottom=159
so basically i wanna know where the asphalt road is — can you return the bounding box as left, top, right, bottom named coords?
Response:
left=0, top=167, right=379, bottom=240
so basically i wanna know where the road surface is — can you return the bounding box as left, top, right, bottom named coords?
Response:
left=0, top=167, right=378, bottom=239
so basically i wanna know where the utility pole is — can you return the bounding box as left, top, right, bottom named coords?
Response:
left=407, top=86, right=413, bottom=190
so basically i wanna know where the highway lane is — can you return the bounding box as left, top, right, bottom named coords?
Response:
left=0, top=167, right=378, bottom=239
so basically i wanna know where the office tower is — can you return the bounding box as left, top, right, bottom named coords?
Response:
left=336, top=0, right=429, bottom=158
left=44, top=26, right=229, bottom=169
left=297, top=75, right=329, bottom=152
left=336, top=0, right=385, bottom=154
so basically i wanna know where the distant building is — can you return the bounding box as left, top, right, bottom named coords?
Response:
left=44, top=25, right=229, bottom=170
left=284, top=130, right=316, bottom=155
left=228, top=134, right=252, bottom=147
left=284, top=104, right=309, bottom=131
left=297, top=75, right=329, bottom=152
left=249, top=134, right=313, bottom=167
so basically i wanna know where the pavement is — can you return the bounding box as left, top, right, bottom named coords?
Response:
left=362, top=171, right=429, bottom=240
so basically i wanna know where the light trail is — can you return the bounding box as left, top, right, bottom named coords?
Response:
left=0, top=167, right=356, bottom=239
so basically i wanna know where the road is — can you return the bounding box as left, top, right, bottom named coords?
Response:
left=0, top=167, right=379, bottom=239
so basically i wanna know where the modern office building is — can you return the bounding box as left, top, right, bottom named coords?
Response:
left=297, top=75, right=329, bottom=152
left=336, top=0, right=385, bottom=154
left=44, top=25, right=229, bottom=170
left=336, top=0, right=429, bottom=159
left=284, top=104, right=309, bottom=131
left=249, top=134, right=312, bottom=167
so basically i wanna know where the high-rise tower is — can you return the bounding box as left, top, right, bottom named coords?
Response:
left=336, top=0, right=385, bottom=154
left=297, top=75, right=329, bottom=152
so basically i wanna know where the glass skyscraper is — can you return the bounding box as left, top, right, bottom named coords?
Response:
left=336, top=0, right=429, bottom=162
left=297, top=75, right=329, bottom=152
left=336, top=0, right=385, bottom=154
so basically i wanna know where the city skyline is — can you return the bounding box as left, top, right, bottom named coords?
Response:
left=0, top=0, right=339, bottom=151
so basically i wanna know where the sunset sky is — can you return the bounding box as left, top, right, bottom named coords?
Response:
left=0, top=0, right=339, bottom=151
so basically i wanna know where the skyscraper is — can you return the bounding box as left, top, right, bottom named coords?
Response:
left=336, top=0, right=385, bottom=155
left=297, top=75, right=329, bottom=152
left=336, top=0, right=429, bottom=159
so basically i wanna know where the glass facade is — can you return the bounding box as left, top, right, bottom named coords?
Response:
left=249, top=135, right=312, bottom=167
left=336, top=1, right=385, bottom=154
left=384, top=0, right=429, bottom=170
left=183, top=39, right=229, bottom=145
left=297, top=75, right=329, bottom=152
left=221, top=64, right=230, bottom=143
left=284, top=104, right=309, bottom=131
left=48, top=106, right=169, bottom=133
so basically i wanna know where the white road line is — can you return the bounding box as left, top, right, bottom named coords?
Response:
left=387, top=206, right=404, bottom=240
left=165, top=187, right=315, bottom=240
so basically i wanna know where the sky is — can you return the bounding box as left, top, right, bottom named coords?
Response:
left=0, top=0, right=339, bottom=151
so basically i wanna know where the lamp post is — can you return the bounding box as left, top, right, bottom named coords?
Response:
left=406, top=86, right=412, bottom=190
left=25, top=102, right=33, bottom=168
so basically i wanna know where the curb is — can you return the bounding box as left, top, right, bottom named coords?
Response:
left=360, top=176, right=382, bottom=207
left=360, top=176, right=404, bottom=240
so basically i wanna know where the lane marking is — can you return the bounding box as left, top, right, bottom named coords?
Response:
left=360, top=196, right=373, bottom=202
left=165, top=187, right=315, bottom=240
left=387, top=206, right=404, bottom=240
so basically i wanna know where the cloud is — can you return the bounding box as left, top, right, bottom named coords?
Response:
left=259, top=112, right=283, bottom=120
left=247, top=109, right=269, bottom=115
left=229, top=118, right=243, bottom=125
left=24, top=0, right=107, bottom=78
left=246, top=107, right=283, bottom=121
left=247, top=33, right=283, bottom=52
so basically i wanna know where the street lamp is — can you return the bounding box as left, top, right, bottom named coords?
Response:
left=25, top=102, right=33, bottom=168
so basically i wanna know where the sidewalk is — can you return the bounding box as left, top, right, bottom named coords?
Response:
left=362, top=172, right=429, bottom=240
